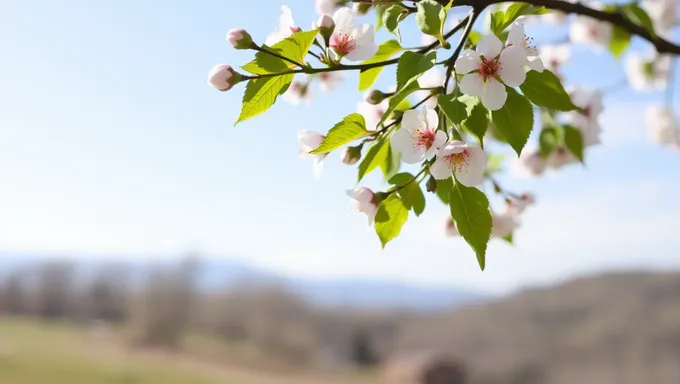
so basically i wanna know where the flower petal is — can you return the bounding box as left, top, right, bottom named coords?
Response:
left=332, top=7, right=355, bottom=34
left=454, top=145, right=487, bottom=186
left=499, top=46, right=528, bottom=86
left=390, top=126, right=416, bottom=154
left=476, top=35, right=503, bottom=58
left=401, top=148, right=426, bottom=164
left=454, top=50, right=481, bottom=74
left=527, top=57, right=545, bottom=72
left=506, top=19, right=526, bottom=48
left=459, top=73, right=483, bottom=97
left=480, top=79, right=507, bottom=111
left=430, top=157, right=452, bottom=180
left=433, top=130, right=448, bottom=149
left=401, top=109, right=424, bottom=132
left=345, top=25, right=378, bottom=62
left=313, top=155, right=325, bottom=180
left=424, top=107, right=439, bottom=130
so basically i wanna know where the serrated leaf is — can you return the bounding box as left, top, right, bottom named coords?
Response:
left=357, top=138, right=390, bottom=183
left=381, top=143, right=402, bottom=181
left=374, top=194, right=409, bottom=248
left=359, top=40, right=403, bottom=91
left=375, top=5, right=388, bottom=31
left=396, top=51, right=437, bottom=90
left=501, top=3, right=548, bottom=32
left=241, top=30, right=318, bottom=75
left=310, top=114, right=370, bottom=154
left=491, top=88, right=534, bottom=156
left=416, top=0, right=445, bottom=37
left=383, top=5, right=406, bottom=41
left=563, top=125, right=584, bottom=163
left=622, top=3, right=656, bottom=36
left=438, top=94, right=469, bottom=125
left=463, top=102, right=489, bottom=147
left=520, top=70, right=578, bottom=111
left=388, top=172, right=414, bottom=186
left=435, top=177, right=453, bottom=204
left=400, top=182, right=426, bottom=216
left=609, top=26, right=631, bottom=59
left=490, top=11, right=505, bottom=35
left=539, top=126, right=560, bottom=158
left=449, top=180, right=492, bottom=270
left=235, top=74, right=293, bottom=125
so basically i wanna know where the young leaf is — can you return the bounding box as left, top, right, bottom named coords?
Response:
left=388, top=172, right=414, bottom=186
left=609, top=26, right=631, bottom=59
left=375, top=194, right=409, bottom=248
left=490, top=11, right=505, bottom=35
left=438, top=94, right=469, bottom=125
left=502, top=233, right=514, bottom=245
left=359, top=40, right=403, bottom=91
left=621, top=3, right=656, bottom=36
left=241, top=30, right=318, bottom=74
left=383, top=5, right=407, bottom=41
left=415, top=0, right=445, bottom=38
left=381, top=144, right=402, bottom=181
left=563, top=125, right=585, bottom=163
left=519, top=70, right=577, bottom=111
left=486, top=153, right=506, bottom=175
left=357, top=138, right=390, bottom=183
left=468, top=30, right=482, bottom=46
left=491, top=88, right=534, bottom=156
left=396, top=51, right=437, bottom=90
left=375, top=5, right=388, bottom=31
left=388, top=172, right=425, bottom=216
left=435, top=177, right=453, bottom=204
left=538, top=126, right=560, bottom=158
left=235, top=74, right=294, bottom=125
left=310, top=114, right=370, bottom=154
left=501, top=3, right=549, bottom=31
left=463, top=102, right=490, bottom=147
left=449, top=180, right=492, bottom=271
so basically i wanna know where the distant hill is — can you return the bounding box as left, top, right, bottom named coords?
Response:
left=0, top=251, right=484, bottom=311
left=392, top=271, right=680, bottom=384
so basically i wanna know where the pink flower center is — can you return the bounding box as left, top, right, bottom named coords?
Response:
left=478, top=58, right=501, bottom=81
left=445, top=149, right=470, bottom=172
left=319, top=72, right=330, bottom=80
left=413, top=128, right=436, bottom=149
left=583, top=106, right=592, bottom=118
left=330, top=33, right=356, bottom=56
left=587, top=27, right=598, bottom=39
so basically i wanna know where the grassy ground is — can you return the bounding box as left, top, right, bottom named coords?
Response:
left=0, top=318, right=375, bottom=384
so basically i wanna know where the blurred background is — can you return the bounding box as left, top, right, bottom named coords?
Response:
left=1, top=0, right=680, bottom=383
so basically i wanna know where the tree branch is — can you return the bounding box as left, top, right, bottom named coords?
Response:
left=439, top=0, right=680, bottom=55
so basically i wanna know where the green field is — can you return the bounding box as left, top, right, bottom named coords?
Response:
left=0, top=318, right=371, bottom=384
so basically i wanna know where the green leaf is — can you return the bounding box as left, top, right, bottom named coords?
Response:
left=438, top=94, right=469, bottom=125
left=383, top=5, right=407, bottom=41
left=538, top=126, right=560, bottom=158
left=415, top=0, right=445, bottom=38
left=463, top=102, right=490, bottom=148
left=609, top=26, right=631, bottom=59
left=357, top=138, right=390, bottom=183
left=435, top=177, right=453, bottom=204
left=394, top=98, right=412, bottom=112
left=621, top=3, right=656, bottom=36
left=310, top=114, right=370, bottom=154
left=490, top=11, right=505, bottom=35
left=468, top=31, right=482, bottom=46
left=502, top=233, right=514, bottom=245
left=374, top=195, right=409, bottom=248
left=502, top=3, right=548, bottom=31
left=396, top=51, right=437, bottom=90
left=358, top=40, right=403, bottom=91
left=375, top=5, right=388, bottom=31
left=381, top=143, right=402, bottom=181
left=449, top=180, right=492, bottom=271
left=563, top=125, right=584, bottom=163
left=241, top=30, right=318, bottom=75
left=491, top=88, right=534, bottom=157
left=520, top=70, right=577, bottom=111
left=235, top=74, right=293, bottom=125
left=388, top=173, right=425, bottom=216
left=379, top=81, right=420, bottom=127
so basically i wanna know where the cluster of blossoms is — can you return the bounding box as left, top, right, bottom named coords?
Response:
left=207, top=0, right=680, bottom=266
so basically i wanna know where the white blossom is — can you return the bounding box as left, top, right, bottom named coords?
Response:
left=347, top=187, right=379, bottom=224
left=506, top=18, right=545, bottom=72
left=282, top=81, right=313, bottom=106
left=645, top=105, right=680, bottom=148
left=454, top=35, right=528, bottom=110
left=298, top=130, right=327, bottom=179
left=569, top=4, right=612, bottom=50
left=564, top=87, right=604, bottom=148
left=539, top=44, right=571, bottom=72
left=624, top=53, right=672, bottom=91
left=316, top=72, right=343, bottom=92
left=444, top=218, right=460, bottom=237
left=491, top=212, right=520, bottom=238
left=357, top=97, right=390, bottom=131
left=430, top=141, right=487, bottom=186
left=316, top=0, right=340, bottom=16
left=266, top=6, right=300, bottom=46
left=391, top=108, right=448, bottom=164
left=515, top=148, right=547, bottom=178
left=547, top=146, right=579, bottom=170
left=507, top=193, right=536, bottom=215
left=324, top=8, right=378, bottom=62
left=640, top=0, right=678, bottom=32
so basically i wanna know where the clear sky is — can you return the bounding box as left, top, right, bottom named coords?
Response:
left=1, top=0, right=679, bottom=294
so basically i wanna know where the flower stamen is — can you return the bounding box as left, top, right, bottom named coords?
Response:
left=330, top=33, right=356, bottom=56
left=445, top=150, right=470, bottom=172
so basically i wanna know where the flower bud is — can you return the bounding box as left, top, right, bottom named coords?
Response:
left=316, top=15, right=335, bottom=48
left=226, top=29, right=253, bottom=50
left=207, top=64, right=241, bottom=92
left=425, top=175, right=437, bottom=193
left=341, top=145, right=362, bottom=165
left=364, top=89, right=387, bottom=105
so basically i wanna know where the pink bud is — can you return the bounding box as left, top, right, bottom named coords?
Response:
left=317, top=15, right=334, bottom=29
left=226, top=29, right=253, bottom=50
left=208, top=64, right=239, bottom=92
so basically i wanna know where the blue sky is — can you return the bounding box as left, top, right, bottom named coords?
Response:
left=1, top=0, right=679, bottom=294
